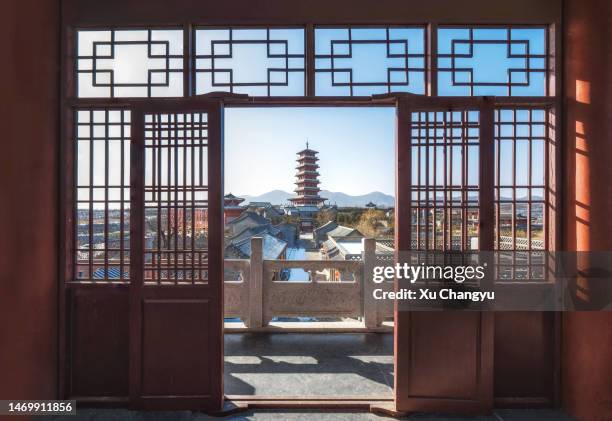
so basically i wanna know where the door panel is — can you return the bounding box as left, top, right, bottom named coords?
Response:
left=130, top=102, right=223, bottom=410
left=141, top=299, right=212, bottom=396
left=67, top=287, right=129, bottom=399
left=394, top=97, right=494, bottom=414
left=399, top=312, right=493, bottom=413
left=494, top=312, right=558, bottom=407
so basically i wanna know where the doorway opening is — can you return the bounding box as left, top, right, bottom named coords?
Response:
left=222, top=106, right=396, bottom=399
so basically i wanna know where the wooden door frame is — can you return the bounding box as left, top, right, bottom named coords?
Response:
left=393, top=94, right=495, bottom=414
left=60, top=93, right=559, bottom=412
left=129, top=98, right=225, bottom=410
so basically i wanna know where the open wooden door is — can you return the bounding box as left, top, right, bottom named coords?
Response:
left=129, top=100, right=224, bottom=410
left=394, top=96, right=495, bottom=414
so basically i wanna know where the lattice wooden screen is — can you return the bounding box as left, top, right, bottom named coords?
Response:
left=74, top=109, right=131, bottom=282
left=143, top=112, right=210, bottom=284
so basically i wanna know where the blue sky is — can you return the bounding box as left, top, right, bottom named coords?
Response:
left=224, top=107, right=396, bottom=196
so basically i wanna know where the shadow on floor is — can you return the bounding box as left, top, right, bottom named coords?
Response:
left=224, top=333, right=394, bottom=396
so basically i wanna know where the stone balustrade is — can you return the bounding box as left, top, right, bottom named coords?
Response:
left=224, top=237, right=394, bottom=329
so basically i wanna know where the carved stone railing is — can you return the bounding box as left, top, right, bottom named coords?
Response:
left=223, top=237, right=393, bottom=330
left=224, top=259, right=250, bottom=322
left=262, top=259, right=362, bottom=325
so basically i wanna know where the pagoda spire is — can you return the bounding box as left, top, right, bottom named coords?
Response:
left=288, top=142, right=326, bottom=208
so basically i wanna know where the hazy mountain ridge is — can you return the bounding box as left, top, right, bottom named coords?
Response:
left=239, top=190, right=395, bottom=207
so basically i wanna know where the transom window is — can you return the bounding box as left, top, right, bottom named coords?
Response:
left=74, top=25, right=552, bottom=98
left=76, top=29, right=184, bottom=98
left=194, top=27, right=306, bottom=96
left=437, top=27, right=548, bottom=96
left=314, top=26, right=426, bottom=96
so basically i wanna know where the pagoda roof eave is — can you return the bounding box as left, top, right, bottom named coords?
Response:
left=296, top=148, right=319, bottom=155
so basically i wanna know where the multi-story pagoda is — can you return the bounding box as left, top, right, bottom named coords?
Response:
left=288, top=142, right=326, bottom=232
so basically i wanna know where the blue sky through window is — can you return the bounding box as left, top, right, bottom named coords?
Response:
left=224, top=107, right=396, bottom=197
left=438, top=27, right=546, bottom=96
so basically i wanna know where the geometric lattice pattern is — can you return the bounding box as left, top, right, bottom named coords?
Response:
left=438, top=27, right=548, bottom=96
left=494, top=108, right=550, bottom=282
left=144, top=112, right=210, bottom=284
left=75, top=109, right=131, bottom=282
left=315, top=27, right=426, bottom=96
left=77, top=29, right=183, bottom=98
left=194, top=28, right=305, bottom=96
left=410, top=111, right=481, bottom=251
left=494, top=108, right=548, bottom=251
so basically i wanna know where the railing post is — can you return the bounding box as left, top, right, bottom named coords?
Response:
left=363, top=238, right=378, bottom=329
left=248, top=237, right=264, bottom=328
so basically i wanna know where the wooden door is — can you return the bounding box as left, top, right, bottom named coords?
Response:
left=394, top=96, right=495, bottom=414
left=129, top=100, right=224, bottom=410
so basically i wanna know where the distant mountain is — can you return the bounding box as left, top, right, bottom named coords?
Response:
left=239, top=190, right=395, bottom=208
left=320, top=190, right=395, bottom=208
left=240, top=190, right=294, bottom=206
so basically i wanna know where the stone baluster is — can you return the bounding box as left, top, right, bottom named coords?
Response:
left=248, top=237, right=263, bottom=328
left=362, top=238, right=378, bottom=329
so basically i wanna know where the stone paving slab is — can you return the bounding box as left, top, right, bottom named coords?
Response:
left=224, top=333, right=394, bottom=396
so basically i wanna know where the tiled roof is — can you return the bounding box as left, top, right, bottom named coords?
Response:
left=248, top=201, right=273, bottom=207
left=92, top=267, right=129, bottom=279
left=322, top=239, right=341, bottom=259
left=227, top=211, right=268, bottom=226
left=234, top=233, right=287, bottom=259
left=296, top=148, right=318, bottom=155
left=327, top=225, right=363, bottom=238
left=314, top=221, right=338, bottom=236
left=229, top=224, right=280, bottom=245
left=273, top=222, right=297, bottom=240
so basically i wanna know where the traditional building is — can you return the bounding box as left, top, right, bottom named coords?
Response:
left=247, top=201, right=285, bottom=222
left=169, top=208, right=208, bottom=233
left=224, top=193, right=245, bottom=225
left=225, top=211, right=269, bottom=236
left=225, top=233, right=287, bottom=261
left=288, top=142, right=326, bottom=232
left=321, top=236, right=394, bottom=261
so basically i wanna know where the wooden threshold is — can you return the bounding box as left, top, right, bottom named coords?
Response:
left=224, top=321, right=394, bottom=333
left=226, top=395, right=393, bottom=401
left=220, top=396, right=403, bottom=417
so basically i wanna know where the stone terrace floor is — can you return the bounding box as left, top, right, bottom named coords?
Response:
left=224, top=333, right=394, bottom=397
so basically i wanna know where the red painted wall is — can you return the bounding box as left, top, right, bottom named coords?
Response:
left=0, top=0, right=60, bottom=400
left=564, top=0, right=612, bottom=420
